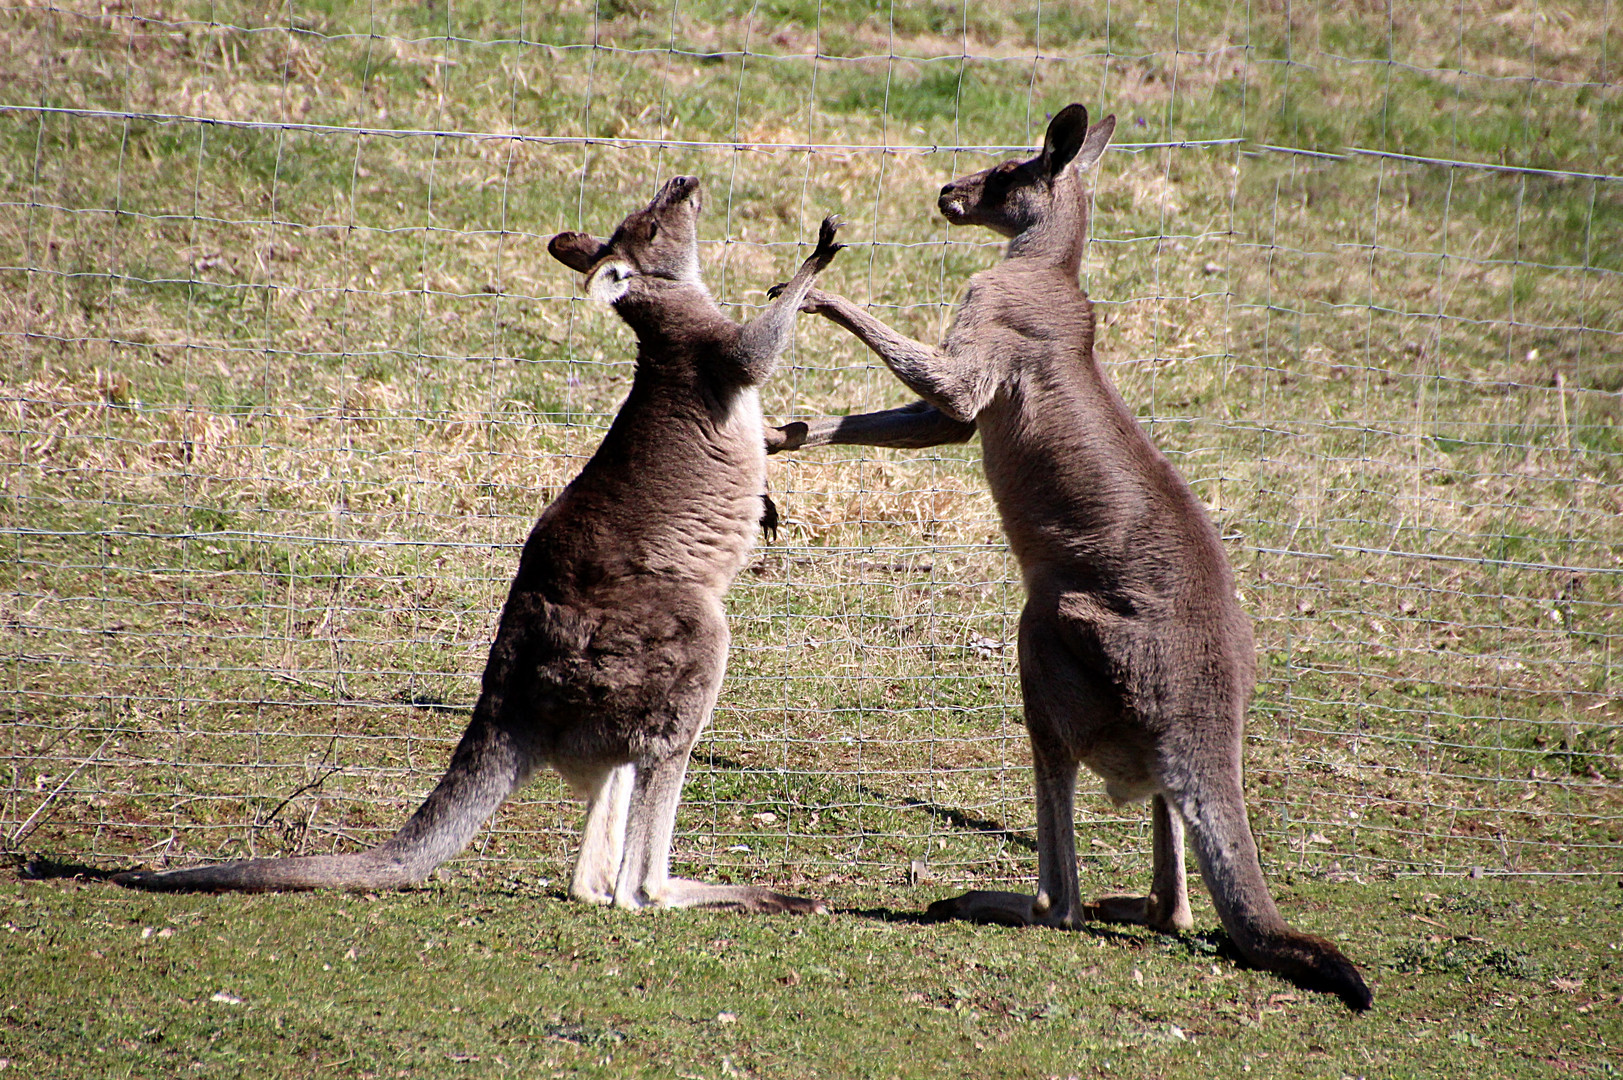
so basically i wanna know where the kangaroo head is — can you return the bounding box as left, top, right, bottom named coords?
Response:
left=937, top=104, right=1116, bottom=238
left=548, top=175, right=704, bottom=304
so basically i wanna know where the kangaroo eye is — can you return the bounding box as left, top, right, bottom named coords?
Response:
left=646, top=220, right=660, bottom=241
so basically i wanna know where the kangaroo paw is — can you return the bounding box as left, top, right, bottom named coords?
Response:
left=812, top=214, right=845, bottom=265
left=765, top=421, right=807, bottom=454
left=644, top=878, right=828, bottom=915
left=765, top=283, right=831, bottom=312
left=739, top=889, right=827, bottom=916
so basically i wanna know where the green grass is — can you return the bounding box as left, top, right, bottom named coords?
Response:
left=0, top=0, right=1620, bottom=1074
left=4, top=873, right=1619, bottom=1078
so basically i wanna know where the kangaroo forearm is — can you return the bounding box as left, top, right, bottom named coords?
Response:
left=769, top=400, right=976, bottom=453
left=814, top=295, right=937, bottom=370
left=736, top=292, right=804, bottom=383
left=813, top=295, right=982, bottom=421
left=737, top=217, right=843, bottom=382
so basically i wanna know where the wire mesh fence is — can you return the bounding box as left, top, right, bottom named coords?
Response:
left=1, top=2, right=1617, bottom=891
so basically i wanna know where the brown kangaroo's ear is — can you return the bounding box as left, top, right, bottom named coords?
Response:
left=1040, top=103, right=1091, bottom=177
left=1070, top=114, right=1116, bottom=174
left=549, top=232, right=610, bottom=274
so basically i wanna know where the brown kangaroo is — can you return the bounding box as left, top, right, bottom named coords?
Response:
left=768, top=106, right=1371, bottom=1009
left=115, top=177, right=843, bottom=915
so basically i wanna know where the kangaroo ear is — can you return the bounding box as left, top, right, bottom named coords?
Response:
left=548, top=232, right=610, bottom=274
left=1040, top=103, right=1091, bottom=176
left=1069, top=114, right=1116, bottom=174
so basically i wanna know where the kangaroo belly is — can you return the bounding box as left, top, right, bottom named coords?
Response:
left=490, top=586, right=728, bottom=764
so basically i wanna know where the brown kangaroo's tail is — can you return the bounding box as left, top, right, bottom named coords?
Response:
left=113, top=711, right=531, bottom=893
left=1176, top=778, right=1373, bottom=1012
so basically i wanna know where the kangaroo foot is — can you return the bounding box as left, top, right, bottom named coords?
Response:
left=715, top=888, right=826, bottom=916
left=635, top=878, right=827, bottom=915
left=1084, top=892, right=1194, bottom=933
left=925, top=889, right=1081, bottom=929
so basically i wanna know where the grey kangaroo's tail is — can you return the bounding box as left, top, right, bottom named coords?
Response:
left=112, top=711, right=530, bottom=893
left=1178, top=780, right=1373, bottom=1012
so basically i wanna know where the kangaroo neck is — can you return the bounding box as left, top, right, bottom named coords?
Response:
left=1002, top=171, right=1086, bottom=276
left=614, top=277, right=722, bottom=347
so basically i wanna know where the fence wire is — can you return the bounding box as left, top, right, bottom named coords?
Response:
left=1, top=2, right=1618, bottom=890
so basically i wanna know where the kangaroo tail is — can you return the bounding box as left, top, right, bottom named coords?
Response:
left=1176, top=778, right=1373, bottom=1012
left=113, top=710, right=531, bottom=893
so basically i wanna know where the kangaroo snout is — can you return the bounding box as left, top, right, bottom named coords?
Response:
left=938, top=184, right=969, bottom=223
left=657, top=174, right=703, bottom=211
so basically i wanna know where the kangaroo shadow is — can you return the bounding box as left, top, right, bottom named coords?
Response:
left=838, top=896, right=1252, bottom=976
left=400, top=696, right=1038, bottom=857
left=689, top=746, right=1038, bottom=855
left=13, top=855, right=119, bottom=883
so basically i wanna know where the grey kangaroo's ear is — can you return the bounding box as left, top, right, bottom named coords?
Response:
left=1070, top=114, right=1116, bottom=174
left=1041, top=103, right=1092, bottom=177
left=549, top=232, right=610, bottom=274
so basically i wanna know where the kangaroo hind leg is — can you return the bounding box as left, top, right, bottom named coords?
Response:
left=613, top=733, right=824, bottom=915
left=1085, top=793, right=1194, bottom=932
left=563, top=762, right=634, bottom=905
left=926, top=738, right=1084, bottom=929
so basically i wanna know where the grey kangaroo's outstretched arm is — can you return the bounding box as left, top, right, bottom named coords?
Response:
left=732, top=216, right=843, bottom=382
left=793, top=289, right=989, bottom=422
left=766, top=399, right=976, bottom=453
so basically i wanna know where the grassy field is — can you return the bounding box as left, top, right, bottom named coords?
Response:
left=4, top=872, right=1620, bottom=1078
left=1, top=0, right=1620, bottom=1075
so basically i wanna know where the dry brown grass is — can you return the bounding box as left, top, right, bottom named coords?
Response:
left=1, top=1, right=1618, bottom=888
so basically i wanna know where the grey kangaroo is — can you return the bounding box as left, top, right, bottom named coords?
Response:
left=768, top=105, right=1372, bottom=1009
left=116, top=176, right=843, bottom=915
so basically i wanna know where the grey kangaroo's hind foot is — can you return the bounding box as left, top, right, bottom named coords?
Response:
left=1083, top=793, right=1193, bottom=932
left=772, top=104, right=1370, bottom=1010
left=116, top=177, right=839, bottom=918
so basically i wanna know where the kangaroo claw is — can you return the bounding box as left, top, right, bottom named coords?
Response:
left=815, top=214, right=845, bottom=258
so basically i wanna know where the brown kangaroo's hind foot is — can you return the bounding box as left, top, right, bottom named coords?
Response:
left=115, top=178, right=841, bottom=917
left=768, top=103, right=1371, bottom=1009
